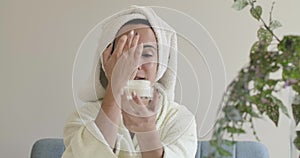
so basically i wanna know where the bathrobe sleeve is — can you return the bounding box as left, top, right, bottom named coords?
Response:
left=61, top=102, right=118, bottom=158
left=161, top=104, right=198, bottom=158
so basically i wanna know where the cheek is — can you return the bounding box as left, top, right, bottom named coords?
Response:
left=145, top=63, right=157, bottom=72
left=145, top=62, right=156, bottom=69
left=144, top=63, right=158, bottom=81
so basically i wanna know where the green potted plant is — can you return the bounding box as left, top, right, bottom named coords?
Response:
left=208, top=0, right=300, bottom=157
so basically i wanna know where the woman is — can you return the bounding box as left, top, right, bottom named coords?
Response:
left=62, top=6, right=197, bottom=158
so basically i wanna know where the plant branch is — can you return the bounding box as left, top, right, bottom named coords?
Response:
left=248, top=0, right=281, bottom=42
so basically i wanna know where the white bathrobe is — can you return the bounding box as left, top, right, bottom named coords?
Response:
left=62, top=5, right=197, bottom=158
left=62, top=83, right=197, bottom=158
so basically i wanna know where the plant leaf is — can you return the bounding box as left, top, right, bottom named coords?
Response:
left=266, top=101, right=280, bottom=126
left=223, top=106, right=242, bottom=121
left=270, top=95, right=290, bottom=118
left=250, top=6, right=262, bottom=21
left=278, top=35, right=300, bottom=53
left=232, top=0, right=249, bottom=11
left=257, top=28, right=273, bottom=44
left=250, top=41, right=260, bottom=54
left=217, top=146, right=232, bottom=157
left=225, top=126, right=246, bottom=134
left=292, top=95, right=300, bottom=125
left=270, top=20, right=282, bottom=30
left=222, top=140, right=235, bottom=146
left=293, top=135, right=300, bottom=150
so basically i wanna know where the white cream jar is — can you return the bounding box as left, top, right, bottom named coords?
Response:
left=125, top=80, right=153, bottom=99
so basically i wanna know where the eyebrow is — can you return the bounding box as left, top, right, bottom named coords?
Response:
left=143, top=44, right=157, bottom=50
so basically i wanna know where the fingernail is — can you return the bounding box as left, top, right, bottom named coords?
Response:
left=129, top=30, right=134, bottom=36
left=132, top=91, right=137, bottom=97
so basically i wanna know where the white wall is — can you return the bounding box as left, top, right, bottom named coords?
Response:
left=1, top=0, right=299, bottom=157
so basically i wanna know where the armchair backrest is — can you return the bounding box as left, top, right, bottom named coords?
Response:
left=31, top=139, right=269, bottom=158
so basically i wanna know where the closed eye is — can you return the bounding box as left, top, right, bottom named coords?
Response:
left=142, top=53, right=153, bottom=57
left=142, top=44, right=157, bottom=58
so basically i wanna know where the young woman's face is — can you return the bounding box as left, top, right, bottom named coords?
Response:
left=115, top=24, right=158, bottom=84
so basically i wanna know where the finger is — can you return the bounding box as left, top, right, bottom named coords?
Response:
left=149, top=89, right=159, bottom=112
left=134, top=42, right=143, bottom=58
left=114, top=35, right=128, bottom=57
left=121, top=89, right=133, bottom=104
left=126, top=30, right=134, bottom=49
left=132, top=91, right=143, bottom=106
left=132, top=92, right=151, bottom=116
left=123, top=30, right=134, bottom=56
left=102, top=43, right=112, bottom=64
left=129, top=32, right=140, bottom=55
left=121, top=91, right=135, bottom=113
left=128, top=34, right=140, bottom=58
left=122, top=90, right=150, bottom=117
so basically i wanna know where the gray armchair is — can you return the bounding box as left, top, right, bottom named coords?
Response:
left=31, top=138, right=269, bottom=158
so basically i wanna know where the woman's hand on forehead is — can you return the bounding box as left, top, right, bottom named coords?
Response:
left=102, top=30, right=144, bottom=95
